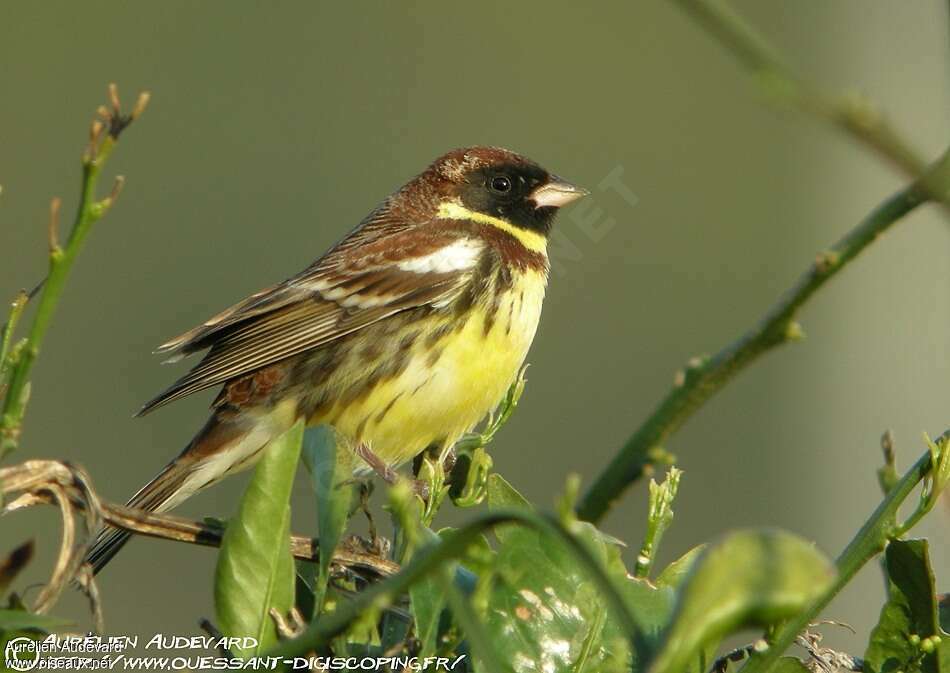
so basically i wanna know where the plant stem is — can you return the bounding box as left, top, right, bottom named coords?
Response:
left=0, top=291, right=29, bottom=377
left=577, top=148, right=950, bottom=524
left=268, top=510, right=648, bottom=660
left=670, top=0, right=935, bottom=189
left=634, top=467, right=681, bottom=579
left=739, top=437, right=945, bottom=673
left=0, top=86, right=147, bottom=457
left=579, top=0, right=950, bottom=523
left=0, top=459, right=401, bottom=578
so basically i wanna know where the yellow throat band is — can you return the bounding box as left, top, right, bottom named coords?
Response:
left=437, top=201, right=548, bottom=254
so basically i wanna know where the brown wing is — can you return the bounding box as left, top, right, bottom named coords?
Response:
left=138, top=208, right=480, bottom=416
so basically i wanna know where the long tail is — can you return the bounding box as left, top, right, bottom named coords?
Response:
left=86, top=407, right=290, bottom=574
left=85, top=458, right=196, bottom=573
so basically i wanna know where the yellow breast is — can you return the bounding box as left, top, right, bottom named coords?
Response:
left=324, top=268, right=547, bottom=466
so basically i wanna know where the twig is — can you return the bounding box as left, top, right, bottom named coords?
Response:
left=47, top=198, right=62, bottom=254
left=577, top=149, right=950, bottom=523
left=0, top=84, right=148, bottom=458
left=0, top=459, right=399, bottom=580
left=670, top=0, right=939, bottom=196
left=737, top=431, right=950, bottom=673
left=74, top=565, right=104, bottom=634
left=795, top=630, right=864, bottom=673
left=877, top=430, right=899, bottom=495
left=0, top=460, right=103, bottom=618
left=710, top=632, right=864, bottom=673
left=32, top=483, right=79, bottom=613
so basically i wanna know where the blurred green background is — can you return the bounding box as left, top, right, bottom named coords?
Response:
left=1, top=0, right=948, bottom=655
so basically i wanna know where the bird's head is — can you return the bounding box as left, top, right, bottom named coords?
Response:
left=415, top=146, right=588, bottom=236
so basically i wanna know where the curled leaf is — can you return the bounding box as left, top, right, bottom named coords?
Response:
left=648, top=529, right=836, bottom=673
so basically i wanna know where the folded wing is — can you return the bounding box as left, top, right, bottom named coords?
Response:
left=139, top=225, right=482, bottom=416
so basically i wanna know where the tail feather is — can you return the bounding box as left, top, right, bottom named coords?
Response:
left=86, top=460, right=194, bottom=574
left=85, top=406, right=291, bottom=574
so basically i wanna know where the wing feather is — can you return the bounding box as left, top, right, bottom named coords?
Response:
left=139, top=221, right=480, bottom=416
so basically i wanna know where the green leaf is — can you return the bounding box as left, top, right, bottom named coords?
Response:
left=487, top=473, right=531, bottom=510
left=648, top=529, right=836, bottom=673
left=0, top=609, right=72, bottom=631
left=294, top=561, right=317, bottom=620
left=408, top=527, right=495, bottom=658
left=410, top=575, right=444, bottom=656
left=655, top=544, right=706, bottom=589
left=302, top=425, right=356, bottom=617
left=486, top=474, right=532, bottom=545
left=771, top=657, right=812, bottom=673
left=379, top=613, right=412, bottom=656
left=0, top=608, right=73, bottom=673
left=484, top=474, right=660, bottom=673
left=865, top=539, right=946, bottom=673
left=215, top=419, right=303, bottom=658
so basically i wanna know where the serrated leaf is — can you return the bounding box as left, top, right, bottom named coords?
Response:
left=302, top=425, right=355, bottom=617
left=865, top=539, right=946, bottom=673
left=648, top=529, right=836, bottom=673
left=214, top=419, right=303, bottom=657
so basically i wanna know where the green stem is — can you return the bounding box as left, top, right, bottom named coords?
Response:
left=268, top=509, right=647, bottom=660
left=579, top=0, right=950, bottom=524
left=739, top=442, right=942, bottom=673
left=634, top=467, right=681, bottom=579
left=577, top=190, right=913, bottom=522
left=670, top=0, right=931, bottom=184
left=0, top=125, right=128, bottom=458
left=0, top=291, right=29, bottom=377
left=577, top=149, right=950, bottom=524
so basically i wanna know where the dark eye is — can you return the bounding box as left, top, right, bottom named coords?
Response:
left=489, top=175, right=512, bottom=194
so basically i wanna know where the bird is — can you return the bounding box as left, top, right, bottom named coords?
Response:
left=86, top=146, right=588, bottom=573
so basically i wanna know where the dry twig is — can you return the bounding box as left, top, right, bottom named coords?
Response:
left=0, top=458, right=399, bottom=621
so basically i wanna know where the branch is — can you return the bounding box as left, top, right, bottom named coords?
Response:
left=738, top=430, right=950, bottom=673
left=670, top=0, right=938, bottom=192
left=0, top=459, right=399, bottom=614
left=0, top=84, right=149, bottom=458
left=577, top=149, right=950, bottom=523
